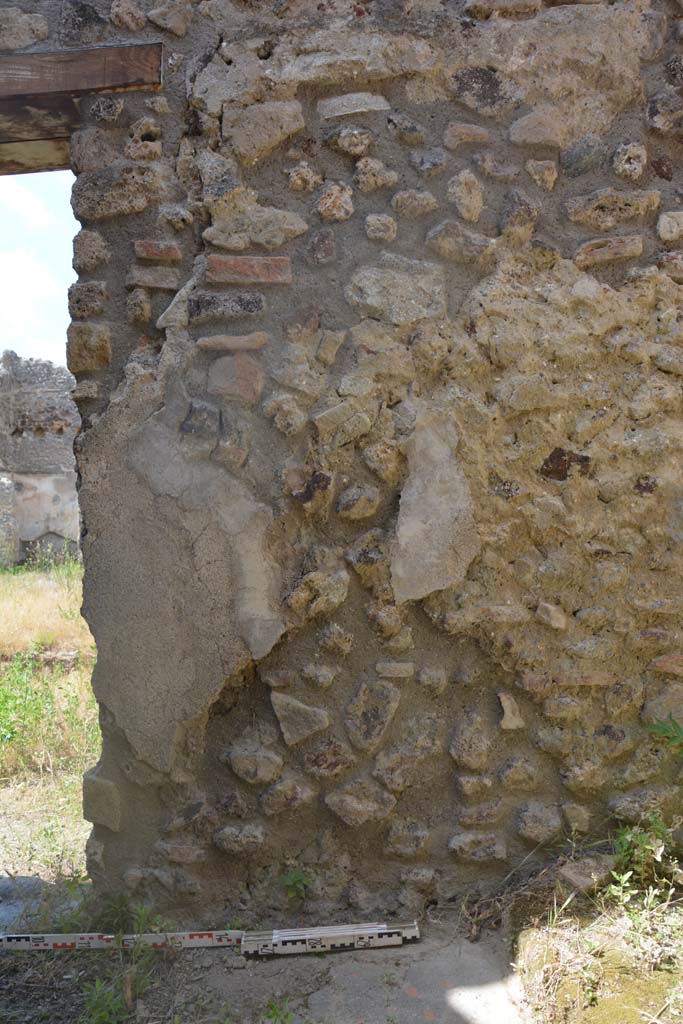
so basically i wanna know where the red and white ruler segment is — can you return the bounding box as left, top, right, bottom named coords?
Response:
left=0, top=930, right=243, bottom=952
left=0, top=921, right=420, bottom=957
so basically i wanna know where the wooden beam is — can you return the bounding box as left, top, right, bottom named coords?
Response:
left=0, top=139, right=70, bottom=175
left=0, top=96, right=80, bottom=144
left=0, top=42, right=162, bottom=101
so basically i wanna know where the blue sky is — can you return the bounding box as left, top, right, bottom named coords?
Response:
left=0, top=171, right=77, bottom=368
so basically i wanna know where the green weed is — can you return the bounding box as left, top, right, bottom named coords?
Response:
left=612, top=814, right=678, bottom=886
left=0, top=547, right=82, bottom=579
left=279, top=867, right=311, bottom=903
left=262, top=999, right=295, bottom=1024
left=646, top=715, right=683, bottom=759
left=80, top=979, right=127, bottom=1024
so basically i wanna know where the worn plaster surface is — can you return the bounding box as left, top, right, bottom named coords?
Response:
left=4, top=0, right=683, bottom=919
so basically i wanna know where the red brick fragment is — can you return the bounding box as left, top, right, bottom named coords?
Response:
left=196, top=332, right=270, bottom=352
left=207, top=353, right=264, bottom=405
left=649, top=653, right=683, bottom=677
left=125, top=266, right=179, bottom=291
left=134, top=239, right=183, bottom=264
left=206, top=255, right=293, bottom=285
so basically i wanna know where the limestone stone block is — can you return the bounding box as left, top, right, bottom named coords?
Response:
left=385, top=821, right=430, bottom=858
left=68, top=281, right=108, bottom=320
left=306, top=229, right=337, bottom=264
left=418, top=667, right=447, bottom=697
left=446, top=170, right=484, bottom=223
left=148, top=0, right=193, bottom=36
left=72, top=166, right=165, bottom=222
left=613, top=143, right=647, bottom=181
left=373, top=715, right=442, bottom=793
left=228, top=740, right=283, bottom=785
left=559, top=854, right=617, bottom=893
left=646, top=89, right=683, bottom=136
left=317, top=183, right=354, bottom=222
left=204, top=188, right=308, bottom=252
left=658, top=252, right=683, bottom=282
left=565, top=187, right=661, bottom=231
left=449, top=712, right=493, bottom=771
left=391, top=406, right=479, bottom=604
left=387, top=113, right=425, bottom=146
left=498, top=693, right=525, bottom=730
left=110, top=0, right=147, bottom=31
left=517, top=802, right=562, bottom=843
left=608, top=786, right=680, bottom=824
left=260, top=772, right=316, bottom=816
left=320, top=623, right=353, bottom=656
left=213, top=823, right=265, bottom=853
left=574, top=235, right=643, bottom=270
left=304, top=738, right=356, bottom=778
left=127, top=288, right=151, bottom=325
left=329, top=125, right=374, bottom=156
left=346, top=254, right=446, bottom=326
left=345, top=681, right=400, bottom=752
left=73, top=230, right=111, bottom=273
left=325, top=777, right=396, bottom=826
left=641, top=684, right=683, bottom=725
left=223, top=101, right=305, bottom=164
left=657, top=211, right=683, bottom=242
left=0, top=8, right=48, bottom=50
left=286, top=568, right=350, bottom=618
left=271, top=693, right=330, bottom=747
left=409, top=147, right=447, bottom=177
left=66, top=323, right=112, bottom=374
left=83, top=769, right=122, bottom=833
left=375, top=661, right=414, bottom=679
left=337, top=486, right=380, bottom=520
left=317, top=93, right=390, bottom=119
left=353, top=158, right=398, bottom=194
left=443, top=122, right=491, bottom=150
left=525, top=159, right=557, bottom=191
left=365, top=214, right=397, bottom=242
left=286, top=161, right=323, bottom=193
left=426, top=220, right=493, bottom=264
left=448, top=831, right=507, bottom=862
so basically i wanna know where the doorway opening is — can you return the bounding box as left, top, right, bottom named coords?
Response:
left=0, top=168, right=99, bottom=929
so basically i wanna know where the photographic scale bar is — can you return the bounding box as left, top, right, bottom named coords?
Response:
left=0, top=921, right=420, bottom=957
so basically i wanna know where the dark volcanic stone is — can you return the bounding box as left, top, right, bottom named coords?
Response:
left=540, top=447, right=590, bottom=481
left=188, top=292, right=266, bottom=323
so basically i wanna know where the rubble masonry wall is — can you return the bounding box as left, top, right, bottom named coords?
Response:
left=4, top=0, right=683, bottom=922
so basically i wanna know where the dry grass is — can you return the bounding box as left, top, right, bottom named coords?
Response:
left=0, top=560, right=93, bottom=657
left=0, top=772, right=90, bottom=883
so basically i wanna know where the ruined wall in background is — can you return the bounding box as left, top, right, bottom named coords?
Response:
left=5, top=0, right=683, bottom=922
left=0, top=351, right=79, bottom=564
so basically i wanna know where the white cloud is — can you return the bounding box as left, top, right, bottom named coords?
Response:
left=0, top=171, right=76, bottom=367
left=0, top=177, right=59, bottom=232
left=0, top=249, right=69, bottom=367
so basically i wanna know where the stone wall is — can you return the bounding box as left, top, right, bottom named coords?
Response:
left=0, top=351, right=79, bottom=564
left=6, top=0, right=683, bottom=922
